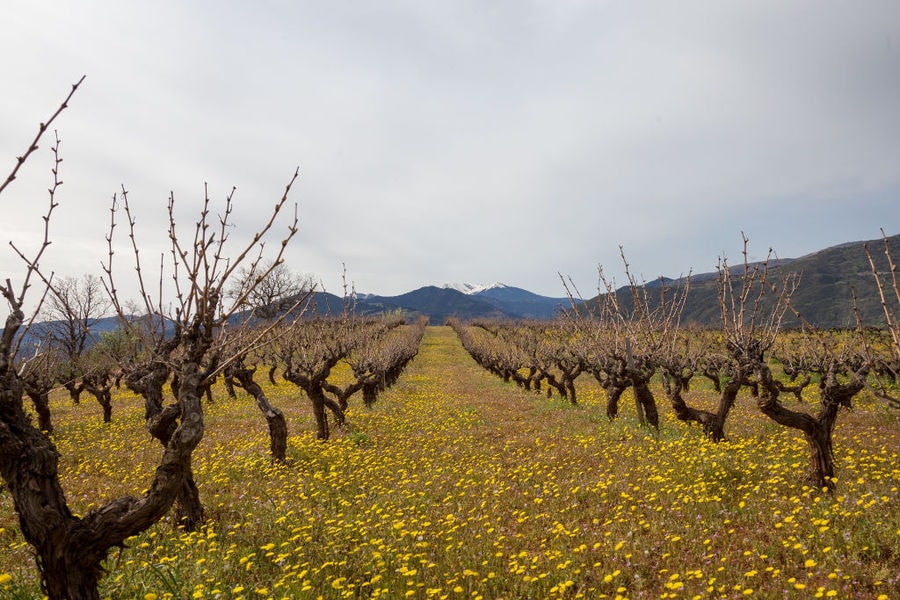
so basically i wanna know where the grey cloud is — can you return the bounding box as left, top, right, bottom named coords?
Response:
left=2, top=1, right=898, bottom=303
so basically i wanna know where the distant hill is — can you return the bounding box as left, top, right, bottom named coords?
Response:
left=467, top=284, right=570, bottom=319
left=353, top=286, right=511, bottom=323
left=588, top=234, right=900, bottom=329
left=8, top=235, right=898, bottom=339
left=772, top=236, right=900, bottom=328
left=6, top=286, right=530, bottom=352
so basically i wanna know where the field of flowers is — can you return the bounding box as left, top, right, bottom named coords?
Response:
left=0, top=326, right=898, bottom=599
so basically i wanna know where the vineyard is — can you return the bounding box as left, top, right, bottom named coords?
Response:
left=2, top=80, right=899, bottom=600
left=0, top=324, right=897, bottom=599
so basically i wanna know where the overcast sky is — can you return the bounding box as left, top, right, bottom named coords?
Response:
left=2, top=1, right=898, bottom=307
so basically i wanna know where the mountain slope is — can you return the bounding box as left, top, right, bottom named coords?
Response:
left=592, top=234, right=900, bottom=329
left=470, top=285, right=570, bottom=319
left=357, top=286, right=514, bottom=323
left=9, top=235, right=897, bottom=336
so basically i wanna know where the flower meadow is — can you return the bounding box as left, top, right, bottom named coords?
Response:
left=0, top=327, right=897, bottom=599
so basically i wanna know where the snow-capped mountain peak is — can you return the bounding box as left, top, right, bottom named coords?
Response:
left=442, top=282, right=508, bottom=295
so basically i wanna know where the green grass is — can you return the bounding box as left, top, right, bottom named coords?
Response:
left=1, top=326, right=898, bottom=599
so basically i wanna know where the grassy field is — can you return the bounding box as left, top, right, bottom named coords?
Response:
left=1, top=326, right=898, bottom=599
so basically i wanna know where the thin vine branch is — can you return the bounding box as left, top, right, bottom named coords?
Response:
left=0, top=75, right=85, bottom=196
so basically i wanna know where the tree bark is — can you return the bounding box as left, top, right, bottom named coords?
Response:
left=592, top=362, right=631, bottom=422
left=362, top=384, right=378, bottom=408
left=324, top=381, right=362, bottom=411
left=282, top=356, right=342, bottom=441
left=323, top=395, right=346, bottom=429
left=125, top=362, right=168, bottom=421
left=94, top=388, right=112, bottom=424
left=146, top=403, right=204, bottom=528
left=230, top=363, right=288, bottom=462
left=664, top=369, right=715, bottom=433
left=600, top=379, right=628, bottom=421
left=775, top=375, right=812, bottom=402
left=62, top=379, right=83, bottom=404
left=82, top=373, right=113, bottom=424
left=708, top=379, right=741, bottom=442
left=664, top=367, right=742, bottom=442
left=755, top=365, right=864, bottom=492
left=558, top=363, right=582, bottom=405
left=308, top=387, right=330, bottom=440
left=631, top=378, right=658, bottom=429
left=757, top=379, right=834, bottom=490
left=175, top=474, right=205, bottom=531
left=22, top=379, right=54, bottom=434
left=126, top=363, right=204, bottom=530
left=0, top=312, right=206, bottom=598
left=223, top=374, right=237, bottom=398
left=0, top=370, right=100, bottom=599
left=542, top=371, right=566, bottom=399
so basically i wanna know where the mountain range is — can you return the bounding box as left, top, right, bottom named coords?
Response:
left=9, top=235, right=899, bottom=346
left=325, top=233, right=900, bottom=328
left=588, top=234, right=900, bottom=329
left=313, top=283, right=570, bottom=324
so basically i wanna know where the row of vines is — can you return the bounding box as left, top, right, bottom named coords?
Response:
left=2, top=79, right=898, bottom=600
left=450, top=238, right=900, bottom=495
left=0, top=80, right=428, bottom=598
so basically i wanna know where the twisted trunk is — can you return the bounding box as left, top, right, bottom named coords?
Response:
left=362, top=383, right=378, bottom=408
left=557, top=363, right=582, bottom=405
left=283, top=370, right=335, bottom=440
left=632, top=378, right=658, bottom=428
left=22, top=378, right=54, bottom=433
left=62, top=378, right=83, bottom=404
left=593, top=368, right=630, bottom=421
left=323, top=395, right=346, bottom=429
left=541, top=370, right=567, bottom=399
left=775, top=375, right=812, bottom=402
left=664, top=368, right=715, bottom=431
left=0, top=311, right=205, bottom=598
left=757, top=374, right=834, bottom=490
left=664, top=367, right=742, bottom=441
left=324, top=381, right=363, bottom=411
left=223, top=373, right=237, bottom=398
left=126, top=362, right=168, bottom=421
left=125, top=362, right=204, bottom=530
left=230, top=363, right=288, bottom=462
left=756, top=365, right=866, bottom=491
left=708, top=378, right=741, bottom=441
left=90, top=388, right=112, bottom=423
left=283, top=355, right=344, bottom=440
left=308, top=386, right=331, bottom=440
left=82, top=373, right=113, bottom=423
left=604, top=383, right=628, bottom=420
left=702, top=368, right=722, bottom=392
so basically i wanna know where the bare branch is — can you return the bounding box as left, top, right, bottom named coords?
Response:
left=865, top=237, right=900, bottom=360
left=0, top=76, right=85, bottom=196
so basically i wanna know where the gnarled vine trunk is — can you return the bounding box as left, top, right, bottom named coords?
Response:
left=593, top=368, right=630, bottom=422
left=62, top=378, right=84, bottom=404
left=663, top=366, right=743, bottom=442
left=125, top=361, right=204, bottom=529
left=0, top=311, right=206, bottom=599
left=756, top=364, right=866, bottom=492
left=631, top=378, right=658, bottom=428
left=229, top=362, right=288, bottom=462
left=82, top=372, right=113, bottom=423
left=22, top=379, right=54, bottom=433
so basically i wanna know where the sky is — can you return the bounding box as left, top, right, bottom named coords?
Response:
left=2, top=1, right=898, bottom=309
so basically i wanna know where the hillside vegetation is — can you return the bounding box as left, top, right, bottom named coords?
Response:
left=1, top=327, right=897, bottom=599
left=602, top=234, right=900, bottom=330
